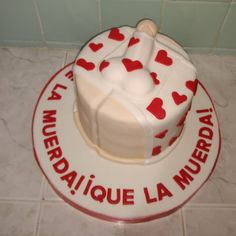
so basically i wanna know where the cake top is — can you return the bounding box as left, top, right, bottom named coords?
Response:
left=74, top=19, right=197, bottom=119
left=73, top=19, right=198, bottom=163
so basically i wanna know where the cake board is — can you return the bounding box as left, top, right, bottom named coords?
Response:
left=32, top=62, right=221, bottom=223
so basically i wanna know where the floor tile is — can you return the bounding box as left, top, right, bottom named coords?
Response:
left=221, top=55, right=236, bottom=76
left=123, top=210, right=183, bottom=236
left=187, top=54, right=236, bottom=204
left=0, top=48, right=66, bottom=199
left=38, top=202, right=124, bottom=236
left=66, top=49, right=79, bottom=64
left=184, top=207, right=236, bottom=236
left=0, top=201, right=38, bottom=236
left=43, top=182, right=62, bottom=201
left=38, top=202, right=183, bottom=236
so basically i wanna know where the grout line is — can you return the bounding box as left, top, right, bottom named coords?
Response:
left=63, top=51, right=69, bottom=66
left=210, top=0, right=232, bottom=53
left=185, top=203, right=236, bottom=209
left=40, top=198, right=63, bottom=202
left=33, top=177, right=46, bottom=236
left=165, top=0, right=231, bottom=4
left=159, top=0, right=166, bottom=30
left=46, top=41, right=84, bottom=47
left=0, top=199, right=41, bottom=203
left=32, top=0, right=46, bottom=46
left=181, top=208, right=187, bottom=236
left=97, top=0, right=103, bottom=32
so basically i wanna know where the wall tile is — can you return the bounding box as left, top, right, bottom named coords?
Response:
left=170, top=0, right=231, bottom=2
left=0, top=0, right=42, bottom=42
left=217, top=4, right=236, bottom=49
left=36, top=0, right=100, bottom=44
left=161, top=2, right=229, bottom=48
left=101, top=0, right=163, bottom=30
left=0, top=202, right=38, bottom=236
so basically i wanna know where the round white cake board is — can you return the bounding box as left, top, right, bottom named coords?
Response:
left=32, top=62, right=221, bottom=223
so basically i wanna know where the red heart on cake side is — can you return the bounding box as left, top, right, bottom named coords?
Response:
left=89, top=42, right=103, bottom=52
left=155, top=50, right=173, bottom=66
left=76, top=58, right=95, bottom=71
left=155, top=129, right=168, bottom=139
left=128, top=37, right=140, bottom=47
left=122, top=58, right=143, bottom=72
left=177, top=111, right=188, bottom=127
left=152, top=145, right=162, bottom=156
left=146, top=98, right=166, bottom=120
left=99, top=60, right=110, bottom=72
left=186, top=79, right=198, bottom=95
left=150, top=72, right=160, bottom=85
left=172, top=91, right=187, bottom=105
left=108, top=28, right=125, bottom=41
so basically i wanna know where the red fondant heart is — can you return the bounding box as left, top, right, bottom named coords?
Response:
left=152, top=145, right=162, bottom=156
left=172, top=91, right=187, bottom=105
left=177, top=112, right=188, bottom=127
left=155, top=129, right=168, bottom=139
left=186, top=79, right=198, bottom=95
left=146, top=98, right=166, bottom=120
left=128, top=37, right=140, bottom=47
left=169, top=136, right=178, bottom=146
left=108, top=28, right=125, bottom=41
left=150, top=72, right=160, bottom=85
left=155, top=50, right=173, bottom=66
left=89, top=42, right=103, bottom=52
left=99, top=60, right=109, bottom=72
left=76, top=58, right=95, bottom=71
left=122, top=58, right=143, bottom=72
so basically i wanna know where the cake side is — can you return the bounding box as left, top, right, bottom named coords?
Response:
left=73, top=23, right=197, bottom=164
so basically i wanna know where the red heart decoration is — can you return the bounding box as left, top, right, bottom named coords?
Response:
left=177, top=111, right=188, bottom=127
left=89, top=42, right=103, bottom=52
left=150, top=72, right=160, bottom=85
left=76, top=58, right=95, bottom=71
left=186, top=79, right=198, bottom=95
left=155, top=129, right=168, bottom=139
left=169, top=136, right=178, bottom=146
left=128, top=37, right=140, bottom=47
left=172, top=91, right=187, bottom=105
left=155, top=50, right=173, bottom=66
left=146, top=98, right=166, bottom=120
left=152, top=145, right=162, bottom=156
left=108, top=28, right=125, bottom=41
left=122, top=58, right=143, bottom=72
left=99, top=60, right=109, bottom=72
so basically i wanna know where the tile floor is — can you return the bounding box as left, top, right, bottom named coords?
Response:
left=0, top=47, right=236, bottom=236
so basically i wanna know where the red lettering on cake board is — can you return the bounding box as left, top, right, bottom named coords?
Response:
left=65, top=70, right=74, bottom=81
left=47, top=84, right=67, bottom=100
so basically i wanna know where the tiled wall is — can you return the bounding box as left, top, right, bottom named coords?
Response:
left=0, top=0, right=236, bottom=52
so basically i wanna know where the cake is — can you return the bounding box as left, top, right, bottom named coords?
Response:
left=73, top=19, right=197, bottom=164
left=33, top=19, right=220, bottom=222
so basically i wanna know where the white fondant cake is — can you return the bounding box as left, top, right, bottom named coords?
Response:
left=73, top=20, right=197, bottom=164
